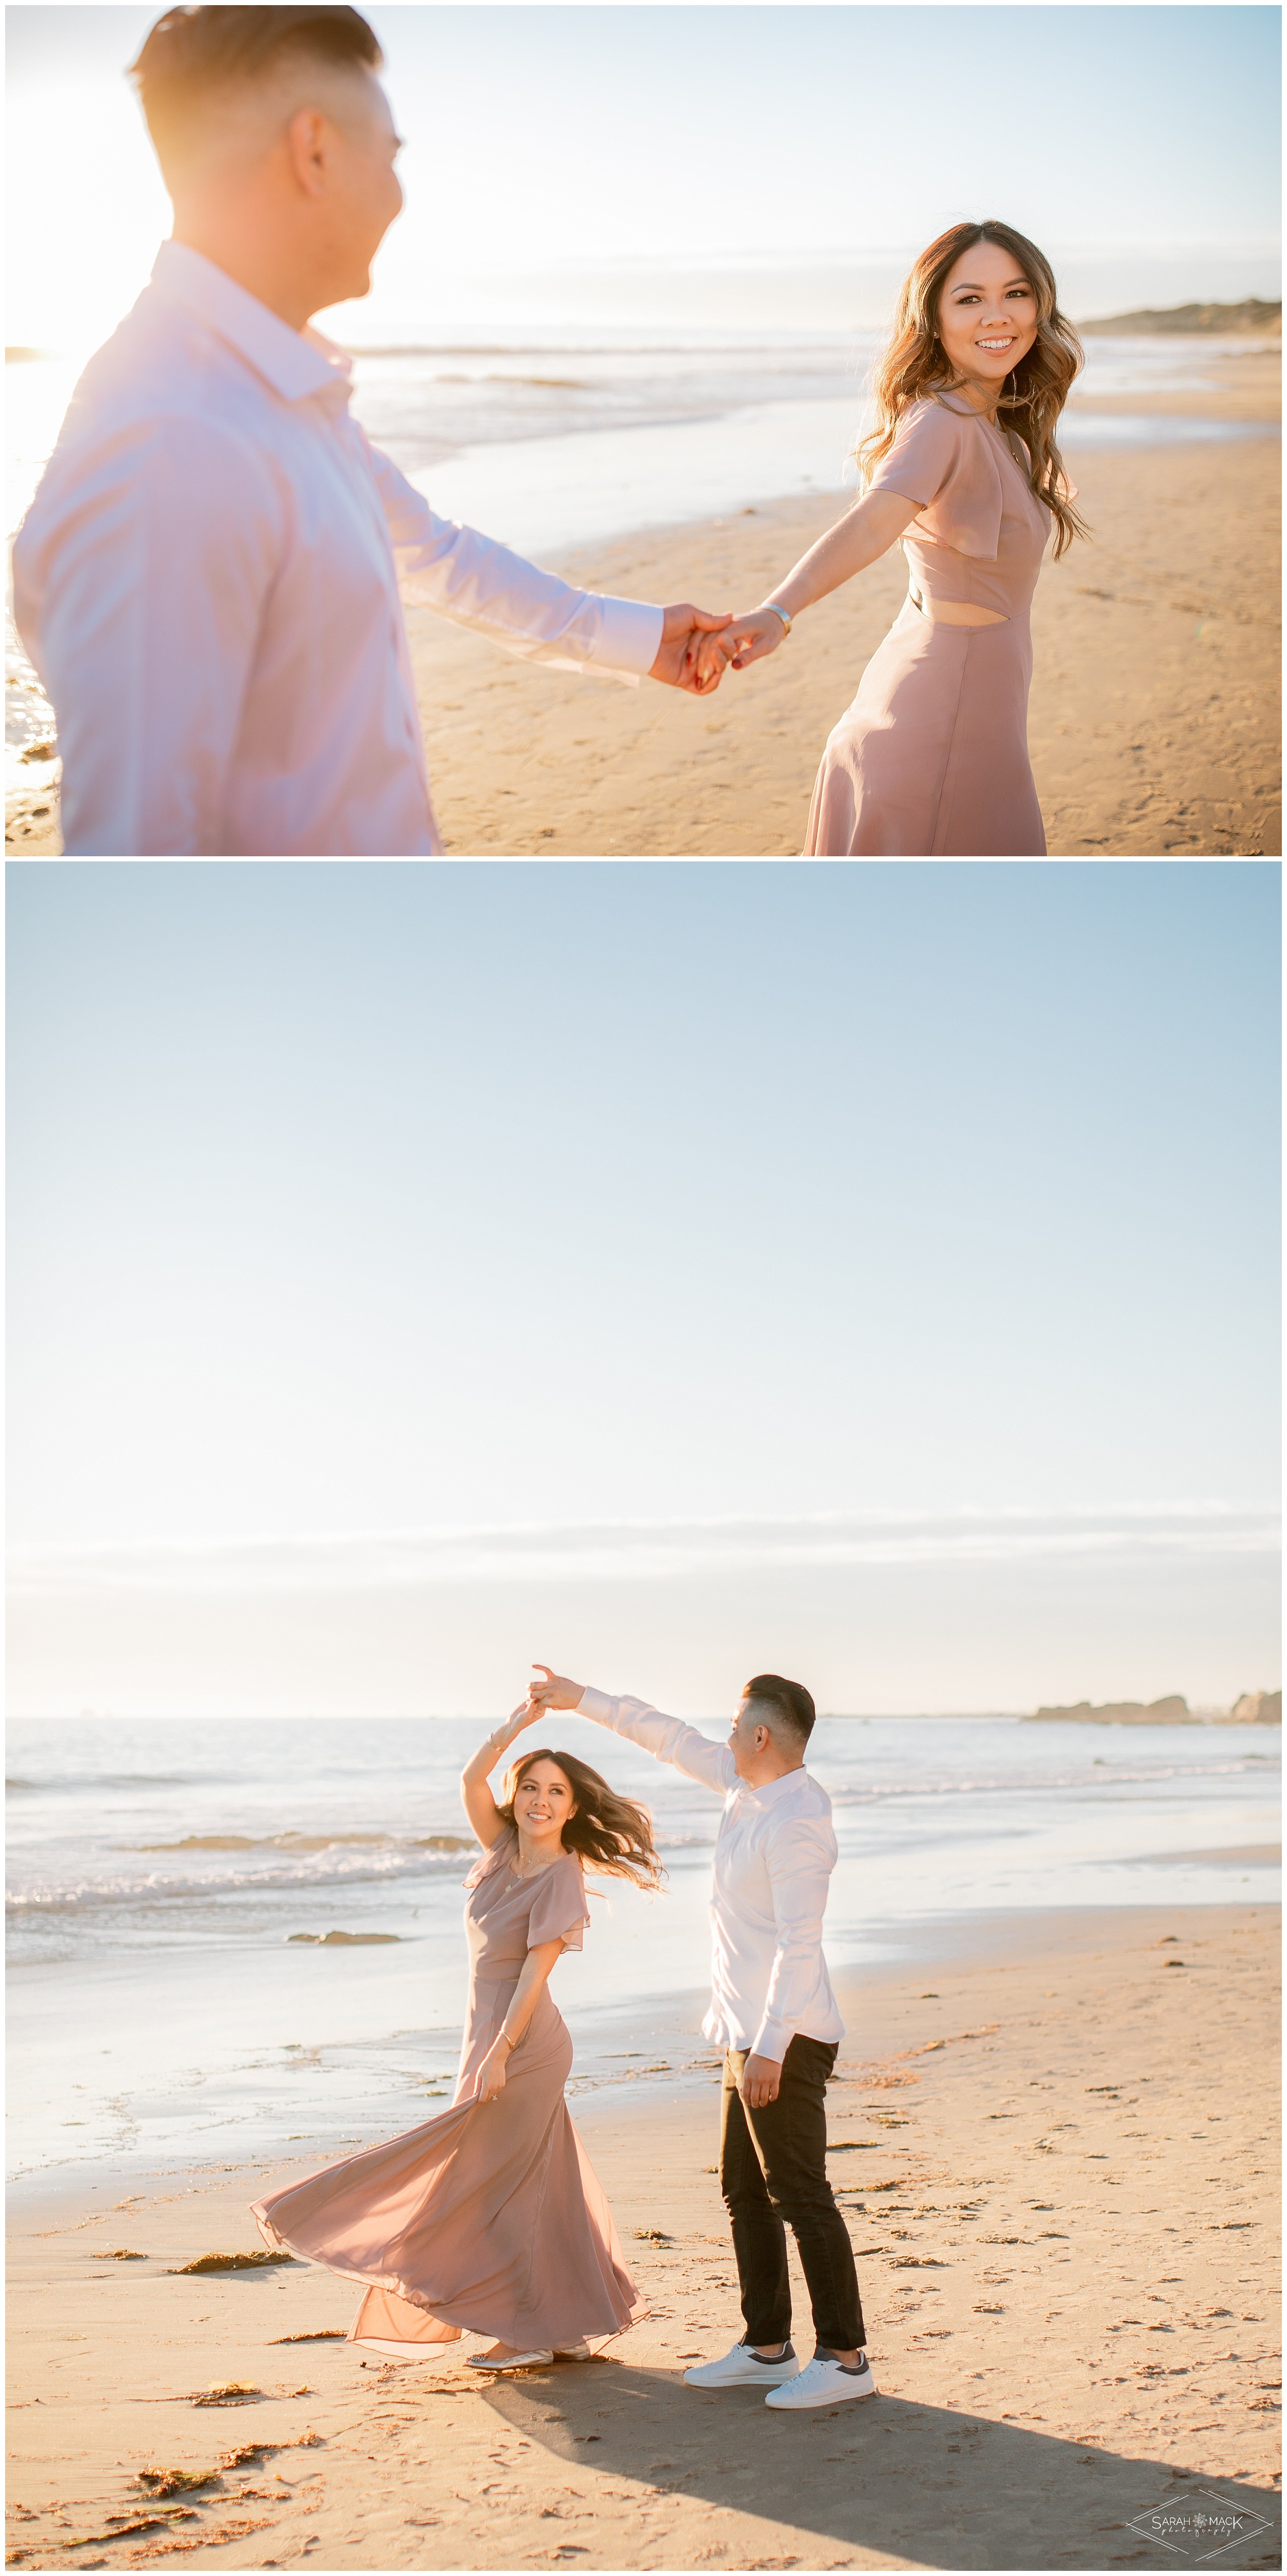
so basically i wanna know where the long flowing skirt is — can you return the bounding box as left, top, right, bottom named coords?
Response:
left=252, top=1984, right=643, bottom=2354
left=804, top=598, right=1046, bottom=857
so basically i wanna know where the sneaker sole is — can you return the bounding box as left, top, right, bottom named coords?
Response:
left=685, top=2367, right=801, bottom=2389
left=766, top=2378, right=877, bottom=2409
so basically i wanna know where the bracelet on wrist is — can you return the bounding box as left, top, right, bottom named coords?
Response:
left=763, top=601, right=792, bottom=635
left=497, top=2031, right=515, bottom=2052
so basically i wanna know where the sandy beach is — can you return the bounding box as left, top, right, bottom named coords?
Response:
left=412, top=434, right=1279, bottom=862
left=8, top=1899, right=1279, bottom=2571
left=6, top=356, right=1278, bottom=864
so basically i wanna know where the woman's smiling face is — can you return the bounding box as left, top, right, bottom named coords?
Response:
left=513, top=1758, right=577, bottom=1846
left=936, top=237, right=1039, bottom=395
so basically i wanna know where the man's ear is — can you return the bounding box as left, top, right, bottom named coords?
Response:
left=285, top=106, right=331, bottom=200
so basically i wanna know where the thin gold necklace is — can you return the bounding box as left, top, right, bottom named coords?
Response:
left=511, top=1843, right=556, bottom=1880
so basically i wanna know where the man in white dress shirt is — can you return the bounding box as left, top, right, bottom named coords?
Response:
left=528, top=1665, right=875, bottom=2412
left=12, top=6, right=732, bottom=857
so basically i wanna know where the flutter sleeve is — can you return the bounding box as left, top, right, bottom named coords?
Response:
left=527, top=1854, right=590, bottom=1954
left=866, top=397, right=1004, bottom=561
left=463, top=1827, right=514, bottom=1891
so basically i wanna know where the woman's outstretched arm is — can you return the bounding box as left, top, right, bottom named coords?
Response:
left=699, top=488, right=920, bottom=678
left=460, top=1703, right=540, bottom=1849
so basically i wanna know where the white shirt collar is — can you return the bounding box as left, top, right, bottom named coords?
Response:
left=738, top=1765, right=808, bottom=1808
left=150, top=239, right=354, bottom=409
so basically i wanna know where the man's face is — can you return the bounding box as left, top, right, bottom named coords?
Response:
left=317, top=67, right=405, bottom=300
left=727, top=1696, right=770, bottom=1780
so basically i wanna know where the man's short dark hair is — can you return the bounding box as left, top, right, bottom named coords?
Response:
left=129, top=6, right=382, bottom=166
left=743, top=1673, right=816, bottom=1744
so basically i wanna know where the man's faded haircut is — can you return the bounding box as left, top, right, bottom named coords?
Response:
left=743, top=1673, right=816, bottom=1745
left=129, top=5, right=382, bottom=169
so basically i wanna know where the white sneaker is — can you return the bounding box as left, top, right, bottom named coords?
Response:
left=684, top=2340, right=799, bottom=2389
left=764, top=2351, right=877, bottom=2409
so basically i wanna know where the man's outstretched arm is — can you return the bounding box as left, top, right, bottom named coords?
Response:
left=529, top=1668, right=734, bottom=1793
left=369, top=442, right=728, bottom=692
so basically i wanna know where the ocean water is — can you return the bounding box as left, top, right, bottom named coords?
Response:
left=4, top=327, right=1276, bottom=794
left=7, top=1713, right=1278, bottom=2187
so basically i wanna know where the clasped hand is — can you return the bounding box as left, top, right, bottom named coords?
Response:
left=690, top=607, right=789, bottom=692
left=652, top=602, right=789, bottom=695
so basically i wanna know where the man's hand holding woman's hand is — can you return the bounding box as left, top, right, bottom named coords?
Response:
left=650, top=603, right=735, bottom=693
left=527, top=1665, right=583, bottom=1716
left=648, top=600, right=795, bottom=695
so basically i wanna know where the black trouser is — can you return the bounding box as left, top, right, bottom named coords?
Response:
left=720, top=2034, right=866, bottom=2355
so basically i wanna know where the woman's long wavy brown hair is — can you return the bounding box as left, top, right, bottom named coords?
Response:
left=499, top=1748, right=664, bottom=1892
left=856, top=219, right=1089, bottom=559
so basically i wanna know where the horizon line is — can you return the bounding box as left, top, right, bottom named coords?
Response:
left=7, top=1701, right=1272, bottom=1729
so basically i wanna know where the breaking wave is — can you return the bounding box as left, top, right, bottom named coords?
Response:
left=135, top=1830, right=475, bottom=1854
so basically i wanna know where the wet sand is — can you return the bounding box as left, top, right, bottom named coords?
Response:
left=7, top=1902, right=1280, bottom=2570
left=5, top=356, right=1279, bottom=862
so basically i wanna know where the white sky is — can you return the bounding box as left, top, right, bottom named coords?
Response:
left=6, top=5, right=1281, bottom=349
left=7, top=862, right=1280, bottom=1719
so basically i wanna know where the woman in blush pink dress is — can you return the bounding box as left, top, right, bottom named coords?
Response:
left=702, top=220, right=1088, bottom=856
left=252, top=1709, right=659, bottom=2372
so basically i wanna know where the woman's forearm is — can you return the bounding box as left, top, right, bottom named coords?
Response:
left=499, top=1944, right=559, bottom=2047
left=461, top=1713, right=523, bottom=1789
left=461, top=1730, right=506, bottom=1789
left=767, top=491, right=917, bottom=621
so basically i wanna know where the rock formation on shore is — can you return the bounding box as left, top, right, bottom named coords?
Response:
left=1226, top=1688, right=1282, bottom=1725
left=1028, top=1694, right=1193, bottom=1724
left=1026, top=1689, right=1281, bottom=1724
left=1075, top=298, right=1281, bottom=336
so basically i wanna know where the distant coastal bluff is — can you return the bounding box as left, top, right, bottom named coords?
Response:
left=1026, top=1689, right=1281, bottom=1724
left=1074, top=297, right=1281, bottom=334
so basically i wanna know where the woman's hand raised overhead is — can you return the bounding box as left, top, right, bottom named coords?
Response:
left=460, top=1701, right=545, bottom=1847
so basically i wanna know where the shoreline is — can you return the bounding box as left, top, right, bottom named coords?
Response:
left=8, top=1899, right=1280, bottom=2570
left=1063, top=348, right=1281, bottom=426
left=10, top=1885, right=1282, bottom=2204
left=7, top=355, right=1279, bottom=861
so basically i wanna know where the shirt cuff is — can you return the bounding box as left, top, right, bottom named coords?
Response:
left=750, top=2018, right=792, bottom=2065
left=591, top=596, right=664, bottom=678
left=576, top=1685, right=613, bottom=1722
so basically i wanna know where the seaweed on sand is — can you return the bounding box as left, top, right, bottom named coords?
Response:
left=170, top=2252, right=296, bottom=2274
